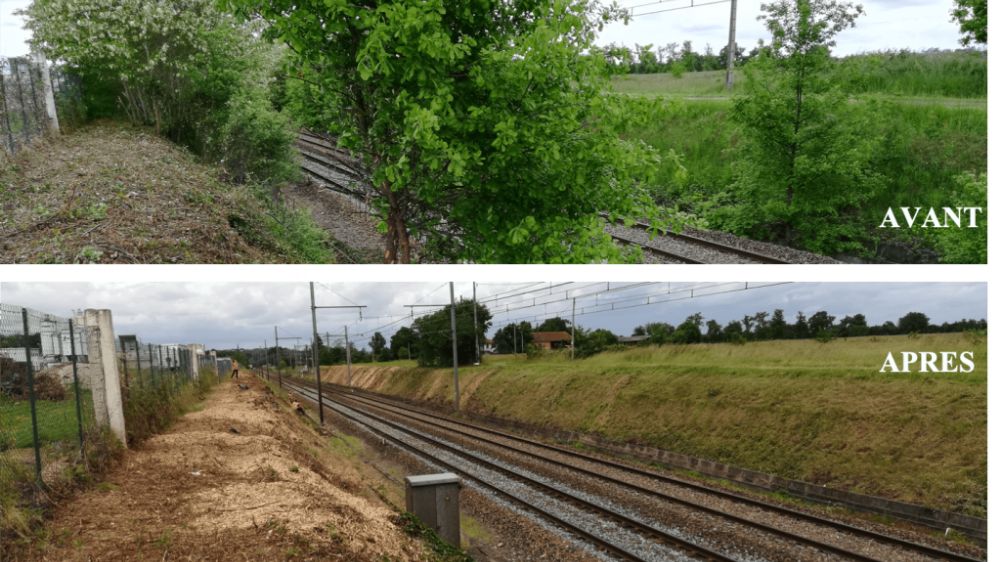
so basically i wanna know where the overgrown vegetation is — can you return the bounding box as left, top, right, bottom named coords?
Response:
left=21, top=0, right=299, bottom=187
left=615, top=70, right=986, bottom=261
left=122, top=370, right=217, bottom=445
left=1, top=122, right=333, bottom=263
left=328, top=333, right=987, bottom=516
left=230, top=0, right=662, bottom=263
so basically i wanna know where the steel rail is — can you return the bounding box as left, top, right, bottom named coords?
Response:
left=609, top=232, right=707, bottom=264
left=323, top=383, right=983, bottom=562
left=283, top=379, right=735, bottom=562
left=601, top=214, right=792, bottom=265
left=329, top=387, right=891, bottom=562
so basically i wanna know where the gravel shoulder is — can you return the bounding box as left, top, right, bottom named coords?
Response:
left=282, top=180, right=384, bottom=264
left=21, top=377, right=427, bottom=561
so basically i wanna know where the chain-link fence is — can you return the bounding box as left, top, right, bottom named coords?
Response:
left=115, top=336, right=201, bottom=394
left=0, top=303, right=216, bottom=492
left=1, top=304, right=94, bottom=489
left=0, top=55, right=83, bottom=157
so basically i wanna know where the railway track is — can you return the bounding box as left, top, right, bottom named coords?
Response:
left=282, top=379, right=734, bottom=561
left=292, top=131, right=822, bottom=265
left=603, top=215, right=793, bottom=264
left=288, top=379, right=983, bottom=562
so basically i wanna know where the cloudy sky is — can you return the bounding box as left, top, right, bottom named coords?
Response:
left=0, top=282, right=986, bottom=350
left=0, top=0, right=971, bottom=57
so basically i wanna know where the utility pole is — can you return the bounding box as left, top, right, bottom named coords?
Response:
left=404, top=287, right=460, bottom=410
left=308, top=285, right=365, bottom=391
left=344, top=325, right=353, bottom=388
left=274, top=326, right=281, bottom=387
left=571, top=297, right=576, bottom=360
left=309, top=282, right=324, bottom=424
left=472, top=282, right=480, bottom=365
left=264, top=339, right=270, bottom=380
left=449, top=282, right=460, bottom=410
left=725, top=0, right=738, bottom=91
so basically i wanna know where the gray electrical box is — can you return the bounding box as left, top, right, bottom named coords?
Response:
left=405, top=473, right=461, bottom=546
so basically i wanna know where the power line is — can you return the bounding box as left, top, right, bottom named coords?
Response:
left=628, top=0, right=731, bottom=17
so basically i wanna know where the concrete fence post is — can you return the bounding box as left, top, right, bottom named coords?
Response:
left=83, top=309, right=127, bottom=447
left=31, top=51, right=59, bottom=134
left=186, top=345, right=199, bottom=379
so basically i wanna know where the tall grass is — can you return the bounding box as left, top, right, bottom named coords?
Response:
left=611, top=50, right=987, bottom=100
left=834, top=50, right=987, bottom=98
left=123, top=370, right=217, bottom=444
left=618, top=95, right=987, bottom=260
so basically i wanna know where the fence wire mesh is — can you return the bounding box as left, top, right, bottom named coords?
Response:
left=0, top=56, right=83, bottom=157
left=1, top=304, right=95, bottom=488
left=1, top=303, right=217, bottom=492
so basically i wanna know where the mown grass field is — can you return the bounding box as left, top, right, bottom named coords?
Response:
left=322, top=333, right=987, bottom=517
left=0, top=389, right=93, bottom=449
left=610, top=58, right=987, bottom=262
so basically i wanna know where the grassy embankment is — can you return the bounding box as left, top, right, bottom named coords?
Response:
left=321, top=333, right=986, bottom=517
left=612, top=52, right=987, bottom=262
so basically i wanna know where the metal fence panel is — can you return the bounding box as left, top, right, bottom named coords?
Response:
left=1, top=305, right=95, bottom=486
left=0, top=56, right=83, bottom=157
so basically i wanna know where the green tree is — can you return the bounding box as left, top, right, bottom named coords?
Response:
left=369, top=332, right=387, bottom=360
left=390, top=327, right=417, bottom=360
left=231, top=0, right=658, bottom=263
left=898, top=312, right=930, bottom=334
left=808, top=310, right=835, bottom=336
left=412, top=300, right=491, bottom=367
left=537, top=317, right=571, bottom=333
left=793, top=311, right=810, bottom=339
left=672, top=314, right=703, bottom=344
left=722, top=320, right=744, bottom=342
left=770, top=309, right=789, bottom=339
left=952, top=0, right=987, bottom=46
left=705, top=320, right=723, bottom=343
left=730, top=0, right=877, bottom=253
left=644, top=322, right=676, bottom=344
left=576, top=328, right=619, bottom=358
left=837, top=313, right=868, bottom=337
left=494, top=322, right=533, bottom=354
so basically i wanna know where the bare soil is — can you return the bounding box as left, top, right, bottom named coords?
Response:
left=17, top=378, right=428, bottom=561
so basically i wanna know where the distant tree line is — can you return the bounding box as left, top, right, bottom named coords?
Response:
left=229, top=308, right=985, bottom=372
left=601, top=41, right=753, bottom=75
left=631, top=311, right=986, bottom=345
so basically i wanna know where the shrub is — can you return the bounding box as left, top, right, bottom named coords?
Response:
left=22, top=0, right=297, bottom=185
left=217, top=90, right=299, bottom=185
left=929, top=173, right=987, bottom=264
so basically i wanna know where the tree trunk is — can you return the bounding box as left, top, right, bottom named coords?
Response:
left=381, top=182, right=411, bottom=264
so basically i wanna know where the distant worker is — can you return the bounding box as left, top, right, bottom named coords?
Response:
left=231, top=359, right=239, bottom=379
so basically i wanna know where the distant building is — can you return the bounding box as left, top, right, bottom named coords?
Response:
left=532, top=331, right=572, bottom=350
left=483, top=339, right=496, bottom=354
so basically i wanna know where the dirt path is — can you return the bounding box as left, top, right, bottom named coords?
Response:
left=22, top=378, right=427, bottom=561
